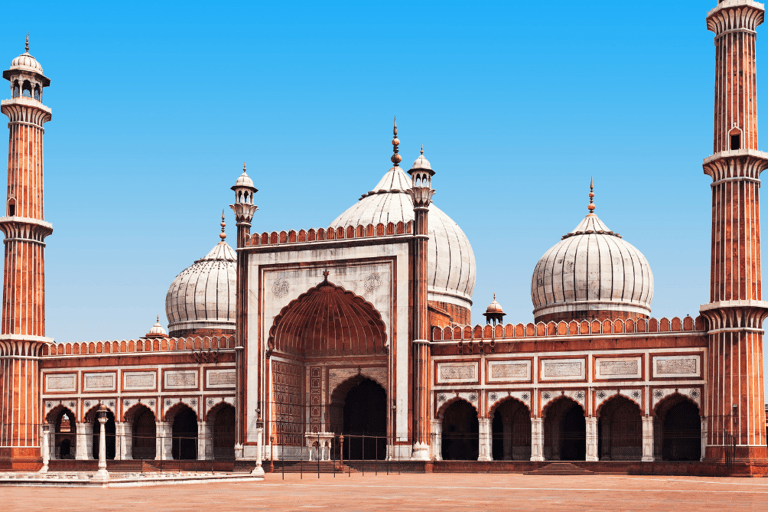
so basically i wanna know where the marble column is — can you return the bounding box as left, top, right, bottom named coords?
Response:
left=700, top=416, right=707, bottom=463
left=530, top=418, right=544, bottom=461
left=431, top=419, right=442, bottom=461
left=586, top=417, right=598, bottom=462
left=76, top=422, right=93, bottom=460
left=46, top=422, right=56, bottom=460
left=155, top=421, right=172, bottom=460
left=115, top=421, right=133, bottom=460
left=198, top=421, right=213, bottom=460
left=642, top=416, right=654, bottom=462
left=94, top=411, right=109, bottom=482
left=40, top=424, right=49, bottom=473
left=252, top=427, right=265, bottom=476
left=478, top=418, right=492, bottom=461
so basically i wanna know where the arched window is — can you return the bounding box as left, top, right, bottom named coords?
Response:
left=8, top=198, right=16, bottom=217
left=22, top=81, right=32, bottom=98
left=730, top=127, right=742, bottom=151
left=12, top=81, right=19, bottom=98
left=34, top=86, right=40, bottom=101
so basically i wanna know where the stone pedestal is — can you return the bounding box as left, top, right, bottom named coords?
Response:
left=252, top=427, right=265, bottom=477
left=530, top=418, right=544, bottom=461
left=431, top=419, right=442, bottom=461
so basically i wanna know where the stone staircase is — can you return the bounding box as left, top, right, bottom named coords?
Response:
left=524, top=462, right=594, bottom=475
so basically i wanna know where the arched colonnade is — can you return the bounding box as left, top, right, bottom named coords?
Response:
left=432, top=392, right=703, bottom=462
left=43, top=401, right=237, bottom=461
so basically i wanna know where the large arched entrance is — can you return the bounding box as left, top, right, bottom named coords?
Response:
left=544, top=397, right=586, bottom=461
left=170, top=406, right=198, bottom=460
left=127, top=405, right=156, bottom=460
left=598, top=396, right=642, bottom=460
left=491, top=399, right=531, bottom=460
left=655, top=395, right=701, bottom=461
left=210, top=403, right=236, bottom=460
left=267, top=277, right=389, bottom=459
left=441, top=400, right=479, bottom=461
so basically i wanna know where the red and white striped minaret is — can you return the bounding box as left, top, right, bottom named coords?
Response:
left=701, top=1, right=768, bottom=463
left=0, top=36, right=53, bottom=469
left=406, top=133, right=435, bottom=461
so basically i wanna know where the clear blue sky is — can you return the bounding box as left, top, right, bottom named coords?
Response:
left=0, top=2, right=744, bottom=355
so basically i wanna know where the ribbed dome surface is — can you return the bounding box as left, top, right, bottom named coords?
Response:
left=531, top=212, right=653, bottom=321
left=165, top=241, right=236, bottom=335
left=10, top=52, right=43, bottom=74
left=329, top=166, right=476, bottom=309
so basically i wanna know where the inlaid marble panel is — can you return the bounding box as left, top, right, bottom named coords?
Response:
left=487, top=360, right=530, bottom=382
left=123, top=371, right=157, bottom=390
left=207, top=369, right=236, bottom=389
left=437, top=362, right=478, bottom=383
left=84, top=372, right=116, bottom=391
left=46, top=374, right=77, bottom=392
left=595, top=357, right=642, bottom=380
left=653, top=355, right=700, bottom=378
left=540, top=359, right=585, bottom=381
left=164, top=370, right=199, bottom=389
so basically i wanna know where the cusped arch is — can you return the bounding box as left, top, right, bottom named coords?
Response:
left=164, top=402, right=198, bottom=422
left=83, top=402, right=116, bottom=423
left=206, top=400, right=235, bottom=422
left=330, top=374, right=386, bottom=406
left=488, top=395, right=530, bottom=419
left=653, top=392, right=701, bottom=418
left=437, top=397, right=478, bottom=419
left=46, top=404, right=76, bottom=424
left=123, top=402, right=155, bottom=423
left=268, top=277, right=388, bottom=358
left=596, top=392, right=642, bottom=418
left=541, top=394, right=583, bottom=418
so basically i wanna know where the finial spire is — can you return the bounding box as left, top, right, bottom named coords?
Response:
left=391, top=116, right=402, bottom=166
left=588, top=176, right=595, bottom=213
left=493, top=293, right=496, bottom=301
left=220, top=209, right=227, bottom=240
left=25, top=33, right=29, bottom=53
left=243, top=162, right=246, bottom=173
left=156, top=314, right=159, bottom=323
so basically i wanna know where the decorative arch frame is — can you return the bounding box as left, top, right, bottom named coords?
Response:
left=488, top=394, right=531, bottom=419
left=206, top=399, right=236, bottom=422
left=540, top=390, right=586, bottom=417
left=123, top=402, right=156, bottom=423
left=652, top=391, right=702, bottom=418
left=83, top=402, right=117, bottom=423
left=46, top=404, right=76, bottom=425
left=436, top=396, right=479, bottom=420
left=594, top=389, right=643, bottom=417
left=541, top=394, right=585, bottom=419
left=267, top=277, right=388, bottom=358
left=164, top=400, right=199, bottom=422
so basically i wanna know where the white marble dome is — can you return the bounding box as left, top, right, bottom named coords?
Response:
left=10, top=51, right=43, bottom=74
left=329, top=164, right=476, bottom=310
left=531, top=211, right=654, bottom=321
left=165, top=240, right=237, bottom=336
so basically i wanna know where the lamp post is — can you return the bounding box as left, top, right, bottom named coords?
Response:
left=269, top=436, right=274, bottom=473
left=40, top=424, right=49, bottom=474
left=94, top=405, right=109, bottom=482
left=252, top=416, right=265, bottom=477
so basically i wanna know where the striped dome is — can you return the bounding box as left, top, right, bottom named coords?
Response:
left=329, top=165, right=476, bottom=310
left=165, top=241, right=236, bottom=336
left=531, top=212, right=654, bottom=322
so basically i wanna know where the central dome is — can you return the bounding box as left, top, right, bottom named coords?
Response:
left=531, top=207, right=654, bottom=324
left=329, top=162, right=476, bottom=321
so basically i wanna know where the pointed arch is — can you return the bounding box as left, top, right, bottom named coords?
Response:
left=597, top=395, right=642, bottom=461
left=491, top=397, right=532, bottom=461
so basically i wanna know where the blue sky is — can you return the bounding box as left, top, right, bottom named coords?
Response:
left=0, top=1, right=739, bottom=352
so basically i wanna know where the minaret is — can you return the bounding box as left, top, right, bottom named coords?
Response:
left=0, top=36, right=53, bottom=469
left=407, top=137, right=435, bottom=461
left=701, top=1, right=768, bottom=463
left=230, top=164, right=257, bottom=459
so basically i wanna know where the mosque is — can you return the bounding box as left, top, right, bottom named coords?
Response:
left=0, top=0, right=767, bottom=474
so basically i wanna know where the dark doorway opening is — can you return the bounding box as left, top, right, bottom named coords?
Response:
left=441, top=400, right=479, bottom=461
left=492, top=399, right=531, bottom=460
left=171, top=408, right=198, bottom=460
left=341, top=379, right=386, bottom=460
left=544, top=398, right=586, bottom=461
left=661, top=400, right=701, bottom=461
left=598, top=396, right=642, bottom=460
left=131, top=407, right=156, bottom=460
left=213, top=404, right=236, bottom=460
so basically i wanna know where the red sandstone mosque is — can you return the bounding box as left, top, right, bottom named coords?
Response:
left=0, top=0, right=767, bottom=475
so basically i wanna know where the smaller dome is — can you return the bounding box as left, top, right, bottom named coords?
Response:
left=10, top=52, right=43, bottom=74
left=233, top=165, right=255, bottom=189
left=485, top=295, right=504, bottom=314
left=411, top=145, right=432, bottom=171
left=147, top=316, right=167, bottom=337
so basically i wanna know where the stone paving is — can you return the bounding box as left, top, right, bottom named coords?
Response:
left=1, top=472, right=766, bottom=510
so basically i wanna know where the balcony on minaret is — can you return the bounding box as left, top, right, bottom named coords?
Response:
left=407, top=145, right=436, bottom=209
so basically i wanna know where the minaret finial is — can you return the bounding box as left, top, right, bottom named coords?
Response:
left=588, top=176, right=595, bottom=213
left=493, top=293, right=496, bottom=301
left=391, top=116, right=402, bottom=166
left=243, top=162, right=246, bottom=173
left=420, top=143, right=423, bottom=155
left=156, top=314, right=159, bottom=323
left=25, top=34, right=29, bottom=53
left=220, top=209, right=227, bottom=240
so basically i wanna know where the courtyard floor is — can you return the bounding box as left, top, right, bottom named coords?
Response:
left=1, top=471, right=765, bottom=511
